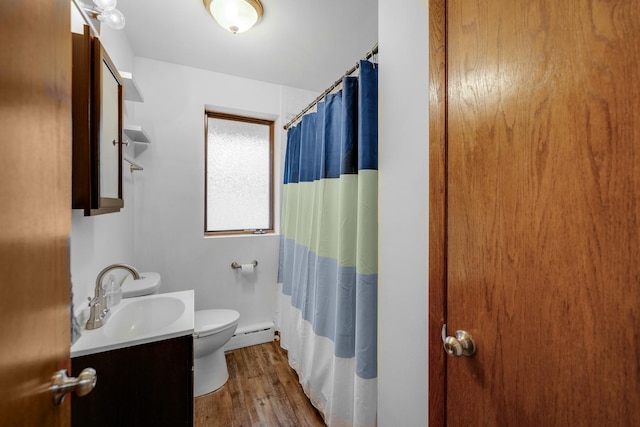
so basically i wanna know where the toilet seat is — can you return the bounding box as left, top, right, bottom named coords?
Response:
left=194, top=309, right=240, bottom=339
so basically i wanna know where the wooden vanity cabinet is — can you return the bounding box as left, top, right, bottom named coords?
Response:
left=72, top=26, right=124, bottom=215
left=71, top=335, right=194, bottom=426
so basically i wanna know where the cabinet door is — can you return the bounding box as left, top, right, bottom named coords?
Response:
left=92, top=35, right=124, bottom=213
left=71, top=336, right=194, bottom=426
left=72, top=26, right=124, bottom=216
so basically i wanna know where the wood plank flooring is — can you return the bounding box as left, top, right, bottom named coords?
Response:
left=195, top=341, right=326, bottom=427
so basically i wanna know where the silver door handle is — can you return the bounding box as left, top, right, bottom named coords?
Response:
left=442, top=324, right=476, bottom=357
left=49, top=368, right=97, bottom=405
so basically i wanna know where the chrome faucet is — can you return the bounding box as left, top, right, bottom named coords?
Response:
left=85, top=264, right=141, bottom=330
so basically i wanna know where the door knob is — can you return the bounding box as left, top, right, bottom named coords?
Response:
left=441, top=325, right=476, bottom=357
left=49, top=368, right=97, bottom=405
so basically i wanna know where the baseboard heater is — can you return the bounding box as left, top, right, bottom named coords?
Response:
left=224, top=322, right=275, bottom=351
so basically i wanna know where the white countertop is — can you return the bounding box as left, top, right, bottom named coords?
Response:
left=71, top=290, right=194, bottom=358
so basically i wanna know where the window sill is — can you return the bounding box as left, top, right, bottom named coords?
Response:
left=203, top=232, right=280, bottom=240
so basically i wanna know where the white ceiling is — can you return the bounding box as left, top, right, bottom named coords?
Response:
left=116, top=0, right=378, bottom=93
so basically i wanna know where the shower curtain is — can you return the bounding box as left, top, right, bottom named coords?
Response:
left=277, top=60, right=378, bottom=427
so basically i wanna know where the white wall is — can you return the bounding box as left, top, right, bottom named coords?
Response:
left=378, top=0, right=431, bottom=425
left=131, top=57, right=316, bottom=332
left=70, top=8, right=138, bottom=314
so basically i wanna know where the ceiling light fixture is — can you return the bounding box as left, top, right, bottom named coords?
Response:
left=203, top=0, right=264, bottom=34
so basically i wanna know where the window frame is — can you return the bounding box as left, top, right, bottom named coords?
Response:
left=204, top=111, right=275, bottom=236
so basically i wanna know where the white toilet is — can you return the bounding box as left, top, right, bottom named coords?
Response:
left=193, top=309, right=240, bottom=396
left=121, top=272, right=161, bottom=298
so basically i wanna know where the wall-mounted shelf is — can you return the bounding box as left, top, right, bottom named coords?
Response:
left=120, top=71, right=144, bottom=103
left=119, top=71, right=149, bottom=158
left=123, top=124, right=151, bottom=144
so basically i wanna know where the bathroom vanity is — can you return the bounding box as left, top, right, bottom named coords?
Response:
left=71, top=336, right=193, bottom=426
left=71, top=291, right=194, bottom=426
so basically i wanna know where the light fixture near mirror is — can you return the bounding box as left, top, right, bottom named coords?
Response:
left=93, top=0, right=125, bottom=29
left=203, top=0, right=264, bottom=34
left=77, top=0, right=126, bottom=32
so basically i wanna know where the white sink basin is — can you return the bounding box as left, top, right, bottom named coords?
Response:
left=104, top=296, right=186, bottom=339
left=71, top=290, right=194, bottom=358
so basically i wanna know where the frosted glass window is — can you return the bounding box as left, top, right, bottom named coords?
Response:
left=205, top=112, right=274, bottom=234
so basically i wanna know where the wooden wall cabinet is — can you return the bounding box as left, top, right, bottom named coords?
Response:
left=71, top=335, right=194, bottom=426
left=72, top=26, right=124, bottom=216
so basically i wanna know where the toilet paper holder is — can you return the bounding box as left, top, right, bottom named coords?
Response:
left=231, top=260, right=258, bottom=270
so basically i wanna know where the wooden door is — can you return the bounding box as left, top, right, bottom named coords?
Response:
left=0, top=0, right=72, bottom=425
left=430, top=0, right=640, bottom=425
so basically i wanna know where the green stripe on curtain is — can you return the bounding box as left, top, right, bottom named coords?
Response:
left=357, top=169, right=378, bottom=275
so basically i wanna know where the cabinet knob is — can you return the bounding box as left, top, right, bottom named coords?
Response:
left=113, top=138, right=129, bottom=147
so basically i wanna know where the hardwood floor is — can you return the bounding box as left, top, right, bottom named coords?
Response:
left=195, top=341, right=326, bottom=427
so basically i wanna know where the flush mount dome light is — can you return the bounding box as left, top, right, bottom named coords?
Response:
left=203, top=0, right=264, bottom=34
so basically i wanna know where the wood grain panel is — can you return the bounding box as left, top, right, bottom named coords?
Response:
left=71, top=28, right=92, bottom=212
left=428, top=0, right=447, bottom=426
left=446, top=0, right=640, bottom=425
left=0, top=0, right=71, bottom=424
left=195, top=342, right=326, bottom=427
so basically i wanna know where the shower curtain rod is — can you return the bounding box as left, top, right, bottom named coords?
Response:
left=283, top=43, right=378, bottom=130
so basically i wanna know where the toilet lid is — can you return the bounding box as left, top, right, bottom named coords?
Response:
left=194, top=309, right=240, bottom=338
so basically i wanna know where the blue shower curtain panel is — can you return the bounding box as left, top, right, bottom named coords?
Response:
left=278, top=60, right=378, bottom=427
